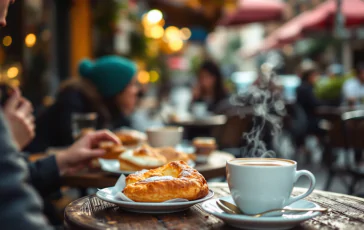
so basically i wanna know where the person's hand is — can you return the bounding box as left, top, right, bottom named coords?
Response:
left=3, top=88, right=35, bottom=150
left=56, top=130, right=120, bottom=175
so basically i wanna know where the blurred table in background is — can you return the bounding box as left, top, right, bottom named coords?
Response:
left=315, top=106, right=364, bottom=148
left=167, top=115, right=227, bottom=140
left=61, top=151, right=234, bottom=189
left=315, top=106, right=364, bottom=191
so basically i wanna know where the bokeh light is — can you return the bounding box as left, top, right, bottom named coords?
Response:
left=165, top=26, right=180, bottom=41
left=147, top=9, right=163, bottom=24
left=25, top=33, right=37, bottom=47
left=7, top=67, right=19, bottom=79
left=142, top=14, right=150, bottom=28
left=150, top=25, right=164, bottom=39
left=137, top=70, right=150, bottom=84
left=168, top=39, right=184, bottom=52
left=2, top=36, right=12, bottom=47
left=180, top=28, right=191, bottom=40
left=144, top=27, right=152, bottom=37
left=10, top=79, right=20, bottom=87
left=149, top=70, right=160, bottom=83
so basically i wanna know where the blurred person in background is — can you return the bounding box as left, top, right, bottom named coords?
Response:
left=0, top=1, right=121, bottom=229
left=27, top=56, right=138, bottom=152
left=315, top=63, right=347, bottom=105
left=192, top=60, right=229, bottom=113
left=296, top=69, right=329, bottom=135
left=342, top=63, right=364, bottom=106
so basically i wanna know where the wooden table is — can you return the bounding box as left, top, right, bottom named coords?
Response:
left=167, top=115, right=227, bottom=140
left=64, top=182, right=364, bottom=230
left=62, top=152, right=234, bottom=189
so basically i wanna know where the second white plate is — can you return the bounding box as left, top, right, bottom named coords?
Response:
left=99, top=159, right=196, bottom=175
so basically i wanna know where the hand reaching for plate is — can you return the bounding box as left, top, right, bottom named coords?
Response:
left=56, top=130, right=120, bottom=175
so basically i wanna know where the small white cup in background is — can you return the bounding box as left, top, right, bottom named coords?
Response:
left=191, top=102, right=208, bottom=118
left=146, top=126, right=184, bottom=147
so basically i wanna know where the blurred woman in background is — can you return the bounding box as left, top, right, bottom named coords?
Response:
left=192, top=60, right=228, bottom=113
left=27, top=55, right=138, bottom=152
left=296, top=69, right=325, bottom=135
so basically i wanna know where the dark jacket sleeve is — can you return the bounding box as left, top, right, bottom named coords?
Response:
left=0, top=111, right=52, bottom=230
left=27, top=155, right=61, bottom=198
left=27, top=89, right=87, bottom=152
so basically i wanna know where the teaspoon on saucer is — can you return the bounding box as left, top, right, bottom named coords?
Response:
left=217, top=200, right=328, bottom=217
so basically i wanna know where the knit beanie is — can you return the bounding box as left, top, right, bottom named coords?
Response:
left=78, top=55, right=137, bottom=97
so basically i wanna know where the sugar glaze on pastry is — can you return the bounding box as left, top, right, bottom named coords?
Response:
left=123, top=161, right=209, bottom=202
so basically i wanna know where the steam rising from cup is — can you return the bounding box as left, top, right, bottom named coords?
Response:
left=231, top=70, right=285, bottom=158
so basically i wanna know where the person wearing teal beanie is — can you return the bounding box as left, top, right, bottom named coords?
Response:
left=78, top=55, right=138, bottom=116
left=27, top=55, right=139, bottom=152
left=79, top=55, right=137, bottom=98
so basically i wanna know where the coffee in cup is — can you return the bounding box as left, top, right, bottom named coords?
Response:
left=226, top=158, right=316, bottom=215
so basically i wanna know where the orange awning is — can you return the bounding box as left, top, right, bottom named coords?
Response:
left=218, top=0, right=285, bottom=26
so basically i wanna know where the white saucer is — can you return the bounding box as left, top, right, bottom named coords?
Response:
left=99, top=159, right=196, bottom=175
left=201, top=196, right=322, bottom=230
left=96, top=187, right=214, bottom=213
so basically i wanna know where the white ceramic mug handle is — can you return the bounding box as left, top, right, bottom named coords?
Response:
left=285, top=170, right=316, bottom=206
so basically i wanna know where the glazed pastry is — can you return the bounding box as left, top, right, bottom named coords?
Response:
left=123, top=161, right=209, bottom=202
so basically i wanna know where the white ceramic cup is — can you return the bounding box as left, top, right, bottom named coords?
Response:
left=226, top=158, right=316, bottom=215
left=146, top=126, right=184, bottom=147
left=191, top=102, right=208, bottom=118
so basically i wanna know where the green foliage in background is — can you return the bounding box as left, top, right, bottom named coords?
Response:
left=129, top=30, right=149, bottom=59
left=315, top=74, right=352, bottom=100
left=93, top=0, right=122, bottom=34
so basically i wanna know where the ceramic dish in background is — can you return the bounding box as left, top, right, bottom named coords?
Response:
left=146, top=126, right=183, bottom=147
left=99, top=158, right=196, bottom=175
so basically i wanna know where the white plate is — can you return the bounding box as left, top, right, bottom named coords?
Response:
left=99, top=159, right=196, bottom=175
left=96, top=187, right=214, bottom=213
left=201, top=196, right=323, bottom=230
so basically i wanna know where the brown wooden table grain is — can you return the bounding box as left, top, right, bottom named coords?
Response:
left=64, top=182, right=364, bottom=230
left=61, top=152, right=234, bottom=189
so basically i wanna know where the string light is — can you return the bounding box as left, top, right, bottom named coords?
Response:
left=2, top=36, right=12, bottom=47
left=180, top=28, right=191, bottom=40
left=169, top=40, right=184, bottom=52
left=25, top=33, right=36, bottom=47
left=137, top=70, right=150, bottom=84
left=150, top=25, right=164, bottom=39
left=165, top=26, right=180, bottom=41
left=149, top=70, right=160, bottom=83
left=147, top=9, right=163, bottom=24
left=7, top=67, right=19, bottom=79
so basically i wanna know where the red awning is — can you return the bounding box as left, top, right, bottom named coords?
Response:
left=303, top=0, right=364, bottom=30
left=257, top=12, right=310, bottom=53
left=255, top=0, right=364, bottom=56
left=218, top=0, right=285, bottom=26
left=277, top=12, right=312, bottom=43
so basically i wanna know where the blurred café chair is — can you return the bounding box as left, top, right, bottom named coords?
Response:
left=285, top=103, right=332, bottom=164
left=212, top=113, right=253, bottom=157
left=341, top=110, right=364, bottom=195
